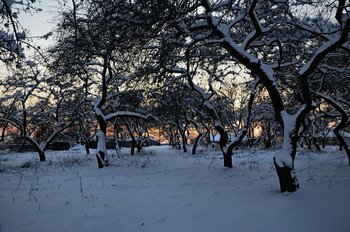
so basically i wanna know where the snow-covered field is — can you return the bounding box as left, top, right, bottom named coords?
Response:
left=0, top=145, right=349, bottom=232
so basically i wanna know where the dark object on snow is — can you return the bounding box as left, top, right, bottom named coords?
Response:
left=273, top=157, right=299, bottom=193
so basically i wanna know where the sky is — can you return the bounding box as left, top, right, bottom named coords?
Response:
left=0, top=1, right=64, bottom=74
left=17, top=0, right=63, bottom=51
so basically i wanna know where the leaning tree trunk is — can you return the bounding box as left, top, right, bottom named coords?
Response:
left=190, top=120, right=209, bottom=155
left=23, top=138, right=47, bottom=162
left=192, top=131, right=206, bottom=155
left=334, top=130, right=350, bottom=166
left=0, top=122, right=8, bottom=141
left=38, top=150, right=46, bottom=162
left=317, top=93, right=350, bottom=166
left=19, top=140, right=25, bottom=153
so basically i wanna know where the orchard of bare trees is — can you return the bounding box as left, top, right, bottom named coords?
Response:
left=1, top=0, right=349, bottom=193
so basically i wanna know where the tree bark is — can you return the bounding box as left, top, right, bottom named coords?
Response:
left=334, top=131, right=350, bottom=165
left=0, top=122, right=8, bottom=141
left=313, top=137, right=320, bottom=151
left=216, top=124, right=232, bottom=168
left=131, top=139, right=136, bottom=156
left=273, top=114, right=301, bottom=192
left=137, top=140, right=142, bottom=153
left=85, top=142, right=90, bottom=155
left=38, top=150, right=46, bottom=162
left=94, top=55, right=109, bottom=168
left=273, top=157, right=299, bottom=193
left=223, top=152, right=233, bottom=168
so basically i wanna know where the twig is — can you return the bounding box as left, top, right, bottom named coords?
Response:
left=335, top=160, right=343, bottom=171
left=14, top=173, right=23, bottom=193
left=80, top=176, right=84, bottom=202
left=208, top=156, right=215, bottom=169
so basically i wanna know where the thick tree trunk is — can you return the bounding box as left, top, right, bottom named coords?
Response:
left=96, top=129, right=109, bottom=168
left=223, top=152, right=233, bottom=168
left=273, top=157, right=299, bottom=193
left=95, top=55, right=109, bottom=168
left=216, top=125, right=232, bottom=168
left=273, top=117, right=300, bottom=192
left=38, top=150, right=46, bottom=162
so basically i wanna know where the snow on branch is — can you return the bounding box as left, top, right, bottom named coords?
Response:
left=243, top=0, right=273, bottom=50
left=299, top=24, right=349, bottom=78
left=104, top=111, right=157, bottom=122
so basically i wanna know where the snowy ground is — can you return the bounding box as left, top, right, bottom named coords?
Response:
left=0, top=145, right=349, bottom=232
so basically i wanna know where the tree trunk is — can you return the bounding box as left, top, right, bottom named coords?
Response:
left=137, top=140, right=142, bottom=153
left=322, top=139, right=325, bottom=149
left=307, top=138, right=312, bottom=150
left=114, top=120, right=121, bottom=158
left=223, top=152, right=233, bottom=168
left=96, top=152, right=104, bottom=168
left=192, top=137, right=198, bottom=155
left=19, top=139, right=26, bottom=153
left=115, top=140, right=121, bottom=158
left=96, top=128, right=109, bottom=168
left=334, top=130, right=350, bottom=165
left=38, top=150, right=46, bottom=162
left=215, top=124, right=232, bottom=168
left=192, top=134, right=201, bottom=155
left=182, top=134, right=187, bottom=153
left=273, top=157, right=299, bottom=193
left=0, top=122, right=8, bottom=141
left=313, top=137, right=320, bottom=151
left=95, top=55, right=109, bottom=168
left=273, top=117, right=300, bottom=192
left=131, top=139, right=136, bottom=156
left=85, top=142, right=90, bottom=155
left=316, top=93, right=350, bottom=165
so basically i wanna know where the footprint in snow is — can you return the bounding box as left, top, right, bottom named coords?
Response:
left=157, top=217, right=167, bottom=223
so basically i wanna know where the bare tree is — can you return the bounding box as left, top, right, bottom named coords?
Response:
left=140, top=0, right=349, bottom=192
